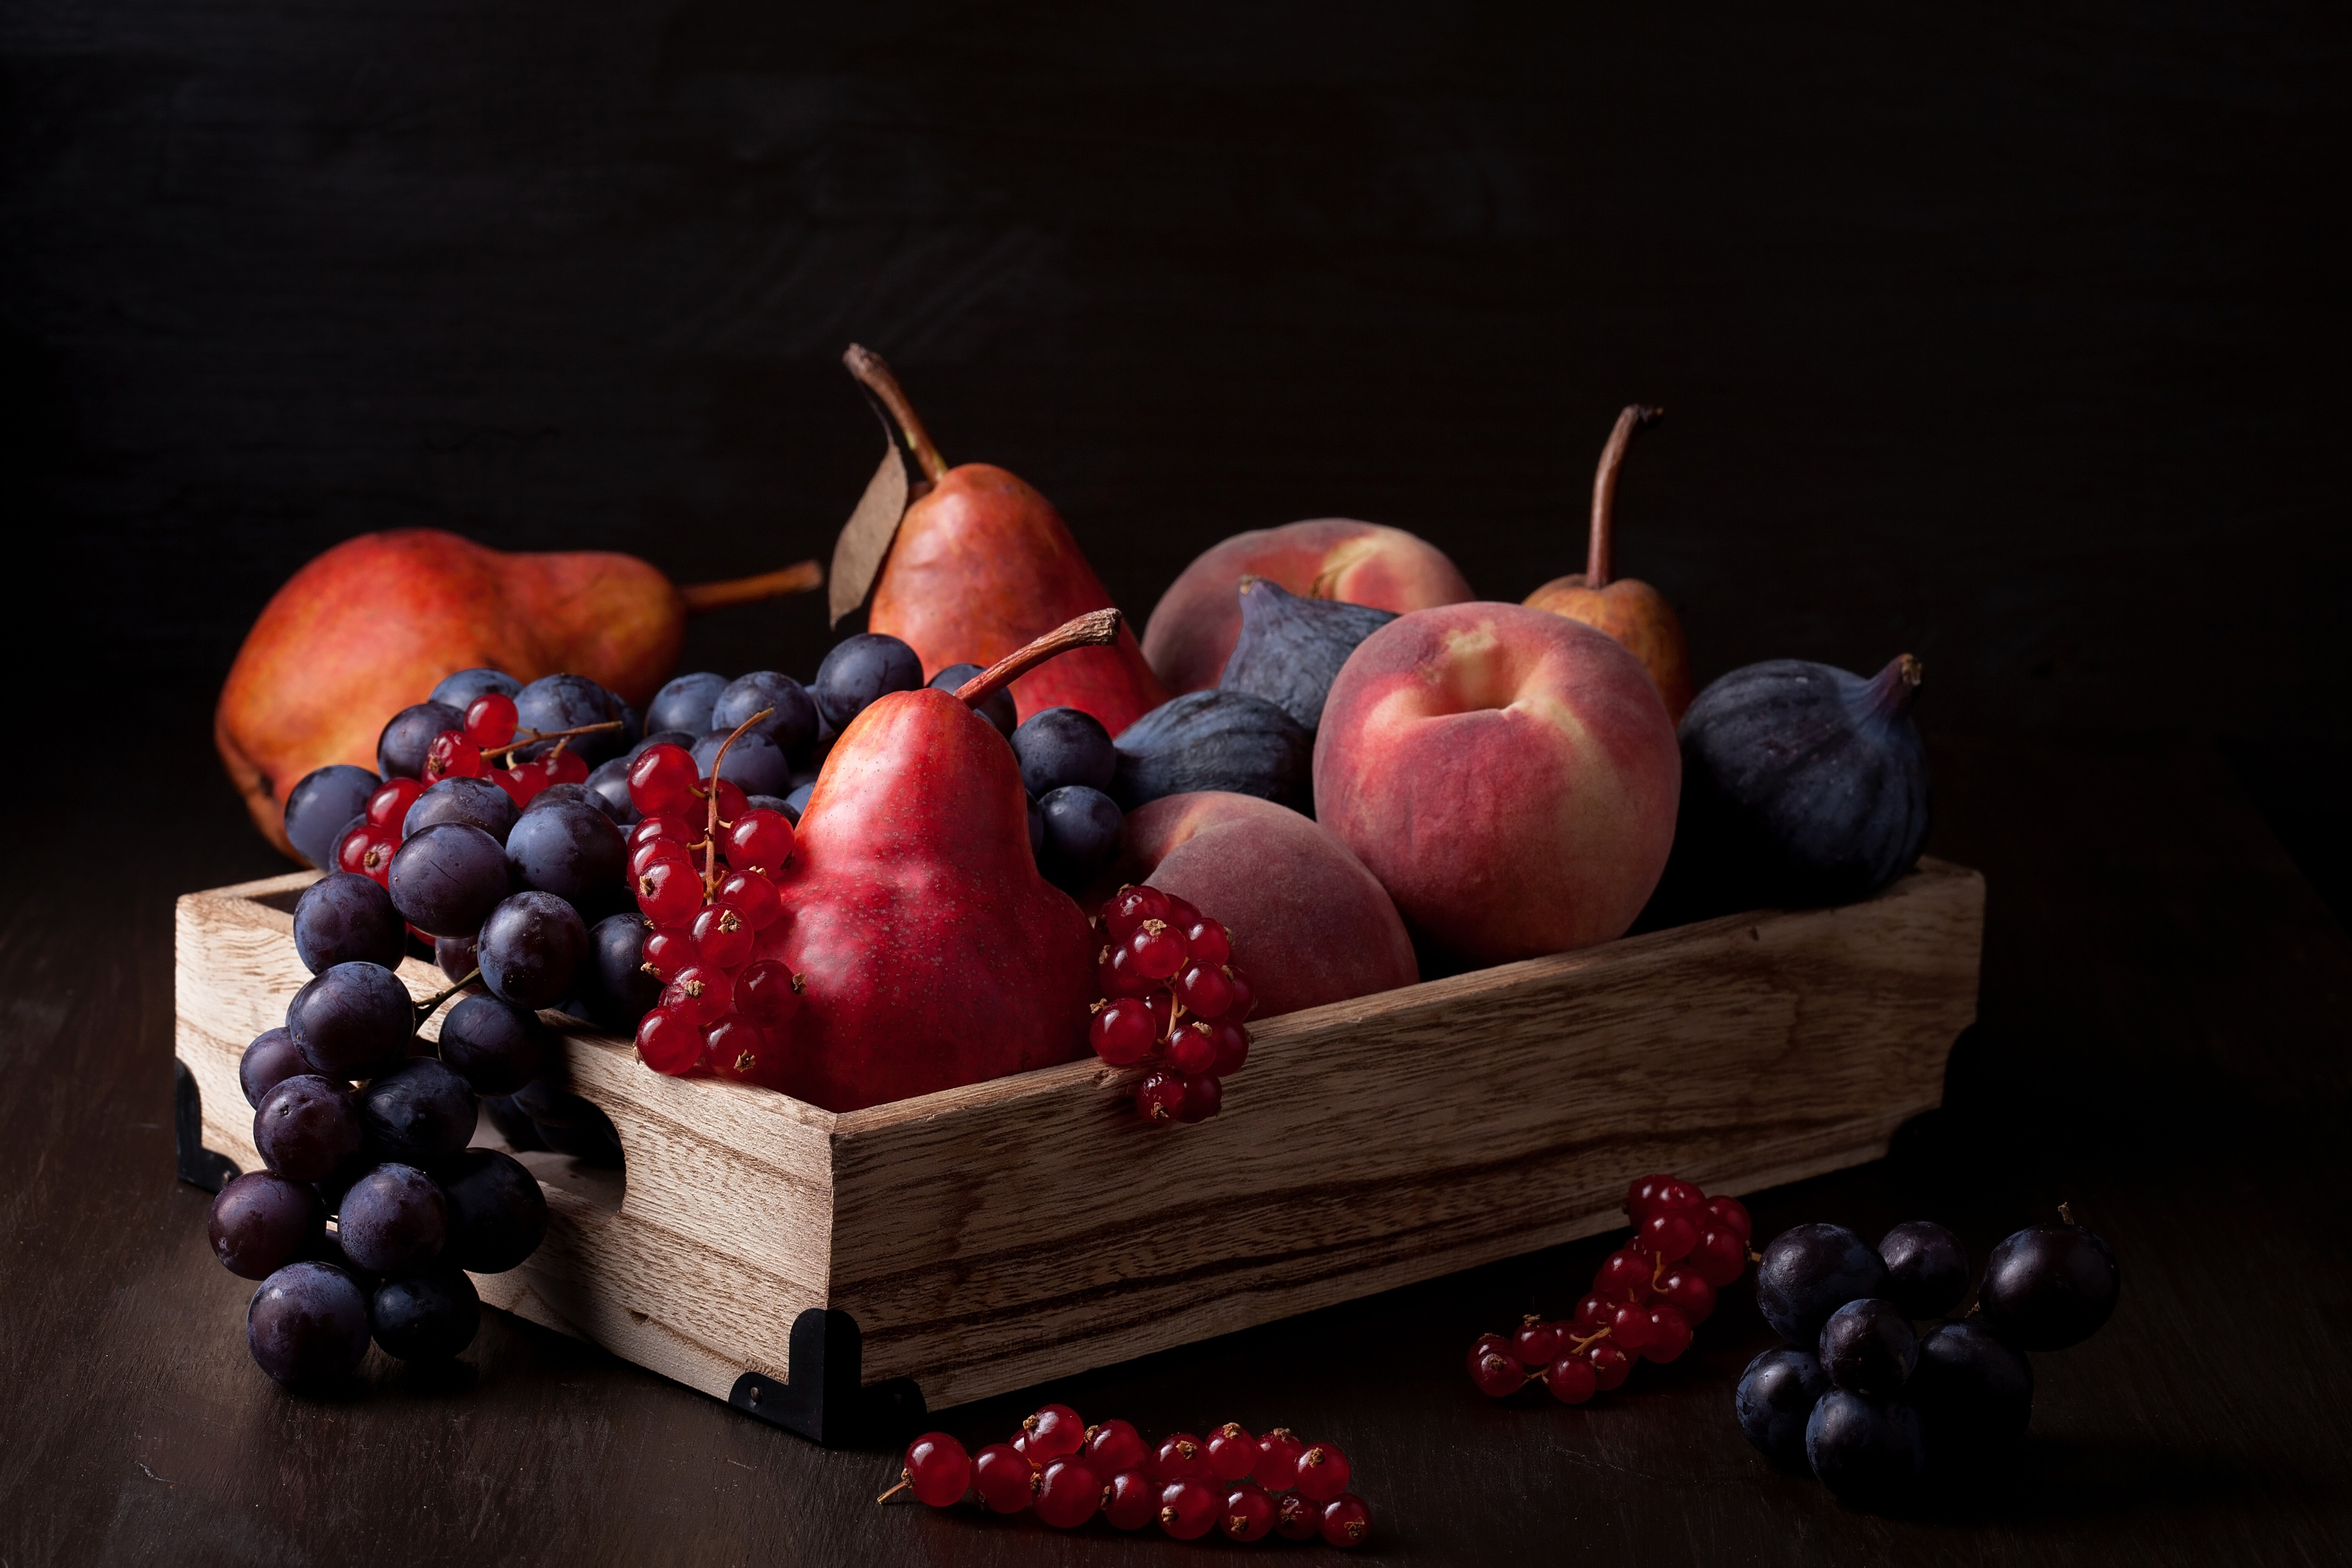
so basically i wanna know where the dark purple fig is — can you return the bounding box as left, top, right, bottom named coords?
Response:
left=1218, top=576, right=1397, bottom=732
left=1111, top=690, right=1313, bottom=815
left=1660, top=654, right=1929, bottom=913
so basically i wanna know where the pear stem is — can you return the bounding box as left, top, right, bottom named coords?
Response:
left=953, top=609, right=1122, bottom=709
left=679, top=561, right=824, bottom=614
left=699, top=708, right=773, bottom=894
left=842, top=345, right=951, bottom=483
left=1586, top=404, right=1663, bottom=590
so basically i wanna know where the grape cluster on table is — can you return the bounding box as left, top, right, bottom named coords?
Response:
left=1736, top=1209, right=2120, bottom=1506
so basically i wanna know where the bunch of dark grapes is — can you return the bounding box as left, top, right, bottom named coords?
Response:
left=1086, top=885, right=1255, bottom=1125
left=1734, top=1206, right=2119, bottom=1507
left=217, top=871, right=552, bottom=1384
left=883, top=1403, right=1370, bottom=1547
left=1466, top=1173, right=1753, bottom=1404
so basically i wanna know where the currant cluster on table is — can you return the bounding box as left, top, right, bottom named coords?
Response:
left=1467, top=1173, right=1753, bottom=1404
left=214, top=870, right=552, bottom=1385
left=1087, top=884, right=1256, bottom=1126
left=1736, top=1206, right=2120, bottom=1507
left=886, top=1404, right=1370, bottom=1547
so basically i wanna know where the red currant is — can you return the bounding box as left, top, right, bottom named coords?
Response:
left=633, top=1007, right=700, bottom=1075
left=634, top=858, right=703, bottom=926
left=627, top=743, right=699, bottom=818
left=640, top=926, right=694, bottom=982
left=1639, top=1210, right=1699, bottom=1262
left=631, top=814, right=696, bottom=850
left=1624, top=1172, right=1675, bottom=1222
left=1656, top=1266, right=1717, bottom=1324
left=1207, top=1019, right=1250, bottom=1075
left=1158, top=893, right=1201, bottom=929
left=1292, top=1443, right=1349, bottom=1503
left=1512, top=1316, right=1565, bottom=1368
left=463, top=692, right=519, bottom=749
left=1691, top=1225, right=1749, bottom=1287
left=1706, top=1193, right=1753, bottom=1240
left=1468, top=1334, right=1524, bottom=1397
left=1175, top=962, right=1233, bottom=1018
left=715, top=870, right=782, bottom=929
left=1587, top=1339, right=1634, bottom=1390
left=1101, top=942, right=1158, bottom=999
left=1254, top=1428, right=1305, bottom=1490
left=1128, top=919, right=1186, bottom=980
left=630, top=837, right=691, bottom=881
left=725, top=807, right=796, bottom=875
left=1015, top=1403, right=1085, bottom=1462
left=1083, top=1419, right=1149, bottom=1476
left=1151, top=1433, right=1209, bottom=1483
left=1544, top=1354, right=1598, bottom=1404
left=899, top=1432, right=970, bottom=1507
left=1183, top=917, right=1231, bottom=967
left=1319, top=1493, right=1372, bottom=1549
left=365, top=777, right=423, bottom=828
left=1223, top=969, right=1256, bottom=1022
left=1177, top=1074, right=1222, bottom=1123
left=1274, top=1491, right=1320, bottom=1540
left=1204, top=1423, right=1259, bottom=1483
left=690, top=901, right=754, bottom=970
left=1221, top=1483, right=1276, bottom=1542
left=337, top=823, right=398, bottom=885
left=1165, top=1019, right=1217, bottom=1075
left=1136, top=1071, right=1186, bottom=1124
left=1643, top=1304, right=1694, bottom=1363
left=711, top=778, right=749, bottom=821
left=545, top=747, right=589, bottom=786
left=488, top=765, right=538, bottom=810
left=1088, top=998, right=1158, bottom=1066
left=1157, top=1478, right=1218, bottom=1540
left=735, top=960, right=804, bottom=1029
left=703, top=1016, right=777, bottom=1083
left=661, top=964, right=733, bottom=1027
left=1102, top=1470, right=1157, bottom=1530
left=1609, top=1302, right=1655, bottom=1351
left=423, top=730, right=485, bottom=781
left=1573, top=1292, right=1614, bottom=1331
left=1033, top=1457, right=1099, bottom=1528
left=1597, top=1246, right=1653, bottom=1299
left=1102, top=884, right=1169, bottom=942
left=970, top=1442, right=1034, bottom=1513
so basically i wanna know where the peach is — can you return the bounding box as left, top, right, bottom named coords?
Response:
left=1093, top=791, right=1418, bottom=1017
left=1312, top=603, right=1679, bottom=965
left=1141, top=520, right=1474, bottom=696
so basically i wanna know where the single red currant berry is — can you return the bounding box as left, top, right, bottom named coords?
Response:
left=366, top=777, right=423, bottom=828
left=1656, top=1266, right=1718, bottom=1325
left=639, top=926, right=694, bottom=982
left=1691, top=1225, right=1749, bottom=1287
left=1102, top=884, right=1169, bottom=941
left=1204, top=1423, right=1259, bottom=1483
left=1254, top=1427, right=1305, bottom=1490
left=633, top=1006, right=700, bottom=1075
left=1653, top=1176, right=1705, bottom=1216
left=1015, top=1403, right=1085, bottom=1462
left=703, top=1016, right=776, bottom=1083
left=1573, top=1292, right=1614, bottom=1331
left=1513, top=1316, right=1565, bottom=1368
left=1705, top=1193, right=1753, bottom=1240
left=1640, top=1210, right=1699, bottom=1262
left=1127, top=919, right=1186, bottom=980
left=1274, top=1491, right=1320, bottom=1540
left=1221, top=1483, right=1276, bottom=1542
left=1643, top=1304, right=1694, bottom=1363
left=1165, top=1019, right=1217, bottom=1075
left=1625, top=1172, right=1678, bottom=1224
left=1157, top=1478, right=1218, bottom=1540
left=661, top=964, right=733, bottom=1027
left=545, top=747, right=590, bottom=786
left=1102, top=1470, right=1157, bottom=1530
left=899, top=1432, right=970, bottom=1507
left=1136, top=1070, right=1186, bottom=1124
left=630, top=837, right=690, bottom=881
left=631, top=814, right=695, bottom=850
left=1588, top=1339, right=1634, bottom=1390
left=735, top=960, right=804, bottom=1029
left=1083, top=1419, right=1149, bottom=1477
left=1183, top=917, right=1231, bottom=967
left=1319, top=1493, right=1372, bottom=1549
left=1033, top=1457, right=1100, bottom=1529
left=1468, top=1334, right=1525, bottom=1398
left=1545, top=1354, right=1598, bottom=1404
left=1158, top=892, right=1201, bottom=929
left=1175, top=962, right=1234, bottom=1019
left=1103, top=942, right=1158, bottom=999
left=1610, top=1302, right=1655, bottom=1351
left=1207, top=1019, right=1250, bottom=1075
left=1152, top=1433, right=1209, bottom=1483
left=690, top=901, right=754, bottom=969
left=711, top=778, right=749, bottom=821
left=1177, top=1074, right=1222, bottom=1123
left=970, top=1442, right=1035, bottom=1514
left=724, top=807, right=796, bottom=875
left=1139, top=989, right=1173, bottom=1042
left=463, top=692, right=519, bottom=749
left=627, top=743, right=699, bottom=817
left=1222, top=968, right=1255, bottom=1022
left=634, top=858, right=703, bottom=926
left=1292, top=1443, right=1350, bottom=1503
left=1088, top=998, right=1158, bottom=1066
left=337, top=823, right=397, bottom=881
left=423, top=730, right=485, bottom=781
left=715, top=870, right=782, bottom=929
left=1598, top=1246, right=1653, bottom=1299
left=487, top=765, right=538, bottom=810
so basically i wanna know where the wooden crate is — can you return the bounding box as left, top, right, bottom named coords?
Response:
left=174, top=858, right=1983, bottom=1441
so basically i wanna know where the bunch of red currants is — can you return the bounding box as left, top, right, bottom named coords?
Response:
left=884, top=1404, right=1369, bottom=1547
left=1087, top=885, right=1255, bottom=1126
left=1468, top=1171, right=1754, bottom=1403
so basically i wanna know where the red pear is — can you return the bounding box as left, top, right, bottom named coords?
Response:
left=754, top=612, right=1117, bottom=1112
left=216, top=528, right=819, bottom=858
left=844, top=347, right=1170, bottom=734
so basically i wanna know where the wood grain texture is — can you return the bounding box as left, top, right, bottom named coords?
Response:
left=175, top=859, right=1980, bottom=1412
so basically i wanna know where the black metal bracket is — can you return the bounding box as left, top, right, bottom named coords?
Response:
left=729, top=1309, right=925, bottom=1448
left=174, top=1058, right=241, bottom=1193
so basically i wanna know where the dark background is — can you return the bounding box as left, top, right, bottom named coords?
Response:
left=3, top=2, right=2348, bottom=1565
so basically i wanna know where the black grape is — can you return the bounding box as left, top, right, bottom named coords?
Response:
left=284, top=765, right=380, bottom=871
left=648, top=671, right=727, bottom=735
left=293, top=871, right=407, bottom=974
left=1818, top=1299, right=1917, bottom=1398
left=377, top=701, right=463, bottom=779
left=782, top=782, right=813, bottom=823
left=930, top=662, right=1016, bottom=737
left=1756, top=1223, right=1891, bottom=1346
left=438, top=994, right=549, bottom=1095
left=812, top=635, right=921, bottom=732
left=505, top=799, right=626, bottom=914
left=1037, top=785, right=1123, bottom=888
left=429, top=668, right=521, bottom=709
left=338, top=1163, right=447, bottom=1274
left=714, top=671, right=818, bottom=762
left=1026, top=794, right=1044, bottom=856
left=1805, top=1390, right=1924, bottom=1506
left=208, top=1171, right=327, bottom=1280
left=1012, top=708, right=1116, bottom=797
left=435, top=933, right=479, bottom=983
left=574, top=912, right=660, bottom=1033
left=691, top=727, right=790, bottom=797
left=246, top=1262, right=371, bottom=1383
left=388, top=823, right=513, bottom=937
left=1878, top=1220, right=1971, bottom=1319
left=511, top=1078, right=623, bottom=1167
left=1981, top=1222, right=2118, bottom=1350
left=516, top=674, right=631, bottom=765
left=436, top=1148, right=550, bottom=1272
left=1908, top=1321, right=2033, bottom=1451
left=1735, top=1347, right=1830, bottom=1470
left=240, top=1026, right=311, bottom=1109
left=286, top=961, right=415, bottom=1077
left=742, top=794, right=794, bottom=823
left=581, top=758, right=638, bottom=823
left=403, top=775, right=519, bottom=843
left=356, top=1059, right=479, bottom=1165
left=478, top=891, right=589, bottom=1009
left=371, top=1268, right=482, bottom=1361
left=252, top=1075, right=364, bottom=1184
left=479, top=1093, right=548, bottom=1152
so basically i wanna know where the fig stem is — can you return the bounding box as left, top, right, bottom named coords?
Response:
left=954, top=609, right=1122, bottom=709
left=679, top=561, right=824, bottom=614
left=1861, top=654, right=1924, bottom=722
left=1586, top=404, right=1664, bottom=590
left=842, top=345, right=951, bottom=483
left=700, top=708, right=774, bottom=893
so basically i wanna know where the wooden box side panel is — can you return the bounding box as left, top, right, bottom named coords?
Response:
left=826, top=861, right=1983, bottom=1408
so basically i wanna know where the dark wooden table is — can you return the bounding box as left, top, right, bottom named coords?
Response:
left=4, top=3, right=2348, bottom=1564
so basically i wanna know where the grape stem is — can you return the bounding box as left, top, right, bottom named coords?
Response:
left=698, top=708, right=775, bottom=894
left=412, top=968, right=483, bottom=1025
left=483, top=719, right=624, bottom=766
